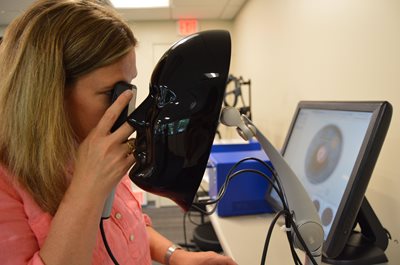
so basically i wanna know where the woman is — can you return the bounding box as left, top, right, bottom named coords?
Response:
left=0, top=1, right=237, bottom=264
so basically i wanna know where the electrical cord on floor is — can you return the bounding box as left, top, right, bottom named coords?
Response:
left=183, top=211, right=189, bottom=250
left=180, top=211, right=200, bottom=251
left=100, top=217, right=119, bottom=265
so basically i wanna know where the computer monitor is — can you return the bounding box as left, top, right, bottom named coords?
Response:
left=265, top=101, right=392, bottom=264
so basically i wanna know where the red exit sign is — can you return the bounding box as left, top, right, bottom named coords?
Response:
left=177, top=19, right=198, bottom=36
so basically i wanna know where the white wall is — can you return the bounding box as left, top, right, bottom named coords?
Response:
left=232, top=0, right=400, bottom=262
left=0, top=26, right=5, bottom=35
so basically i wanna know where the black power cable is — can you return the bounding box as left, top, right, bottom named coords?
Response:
left=100, top=217, right=119, bottom=265
left=193, top=157, right=320, bottom=265
left=191, top=157, right=285, bottom=212
left=260, top=209, right=289, bottom=265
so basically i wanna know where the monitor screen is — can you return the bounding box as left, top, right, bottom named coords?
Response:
left=266, top=101, right=392, bottom=259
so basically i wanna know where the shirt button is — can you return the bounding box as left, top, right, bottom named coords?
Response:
left=129, top=234, right=135, bottom=241
left=115, top=212, right=122, bottom=220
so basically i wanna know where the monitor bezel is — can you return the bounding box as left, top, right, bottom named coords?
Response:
left=265, top=100, right=392, bottom=258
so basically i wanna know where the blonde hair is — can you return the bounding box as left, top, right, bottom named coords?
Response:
left=0, top=0, right=137, bottom=214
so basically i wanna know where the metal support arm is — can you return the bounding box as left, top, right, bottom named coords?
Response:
left=220, top=107, right=324, bottom=264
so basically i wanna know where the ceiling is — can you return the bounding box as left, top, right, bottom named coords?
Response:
left=0, top=0, right=248, bottom=26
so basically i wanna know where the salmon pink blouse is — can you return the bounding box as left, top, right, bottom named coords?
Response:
left=0, top=165, right=152, bottom=265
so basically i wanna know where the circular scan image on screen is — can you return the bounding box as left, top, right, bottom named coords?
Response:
left=313, top=199, right=320, bottom=212
left=321, top=207, right=334, bottom=227
left=305, top=125, right=343, bottom=184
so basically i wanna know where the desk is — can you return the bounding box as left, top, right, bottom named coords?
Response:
left=208, top=211, right=391, bottom=265
left=203, top=171, right=301, bottom=264
left=202, top=172, right=293, bottom=264
left=209, top=211, right=301, bottom=264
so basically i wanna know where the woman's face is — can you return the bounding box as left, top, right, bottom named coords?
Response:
left=65, top=49, right=137, bottom=142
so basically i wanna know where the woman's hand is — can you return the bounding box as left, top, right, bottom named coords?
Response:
left=170, top=250, right=238, bottom=265
left=71, top=90, right=135, bottom=202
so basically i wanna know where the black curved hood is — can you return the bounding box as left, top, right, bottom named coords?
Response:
left=127, top=30, right=231, bottom=211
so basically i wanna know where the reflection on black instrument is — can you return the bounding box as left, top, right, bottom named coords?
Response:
left=127, top=30, right=231, bottom=211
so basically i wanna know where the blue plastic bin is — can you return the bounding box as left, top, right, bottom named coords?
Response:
left=207, top=148, right=274, bottom=217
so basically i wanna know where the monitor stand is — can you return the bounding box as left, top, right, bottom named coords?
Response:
left=323, top=197, right=389, bottom=265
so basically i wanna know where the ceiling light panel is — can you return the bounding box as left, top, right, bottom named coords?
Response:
left=110, top=0, right=169, bottom=9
